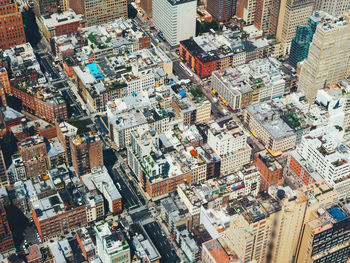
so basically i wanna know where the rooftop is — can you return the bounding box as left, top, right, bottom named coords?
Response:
left=41, top=9, right=83, bottom=28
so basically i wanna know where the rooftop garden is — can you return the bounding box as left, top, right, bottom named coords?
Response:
left=66, top=118, right=90, bottom=135
left=189, top=86, right=204, bottom=98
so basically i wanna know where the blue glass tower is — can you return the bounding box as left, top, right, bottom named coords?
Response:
left=289, top=11, right=326, bottom=68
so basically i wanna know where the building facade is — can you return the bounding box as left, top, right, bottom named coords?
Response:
left=298, top=12, right=350, bottom=103
left=69, top=0, right=128, bottom=26
left=0, top=0, right=26, bottom=50
left=152, top=0, right=197, bottom=46
left=0, top=200, right=15, bottom=256
left=206, top=0, right=234, bottom=22
left=70, top=133, right=103, bottom=176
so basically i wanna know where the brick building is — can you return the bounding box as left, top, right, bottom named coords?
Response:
left=32, top=193, right=87, bottom=240
left=256, top=151, right=283, bottom=191
left=11, top=86, right=68, bottom=123
left=37, top=9, right=84, bottom=41
left=70, top=133, right=103, bottom=176
left=0, top=0, right=26, bottom=50
left=0, top=200, right=15, bottom=256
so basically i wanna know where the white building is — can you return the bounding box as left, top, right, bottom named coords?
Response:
left=121, top=65, right=155, bottom=96
left=207, top=121, right=251, bottom=175
left=152, top=0, right=197, bottom=46
left=95, top=221, right=130, bottom=263
left=296, top=127, right=350, bottom=199
left=82, top=166, right=122, bottom=214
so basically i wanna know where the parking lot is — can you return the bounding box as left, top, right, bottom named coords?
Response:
left=143, top=221, right=180, bottom=263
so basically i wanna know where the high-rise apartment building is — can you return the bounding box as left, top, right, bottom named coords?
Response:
left=298, top=12, right=350, bottom=103
left=33, top=0, right=59, bottom=16
left=275, top=0, right=313, bottom=54
left=227, top=188, right=308, bottom=263
left=236, top=0, right=256, bottom=25
left=0, top=0, right=26, bottom=50
left=206, top=0, right=235, bottom=22
left=295, top=204, right=350, bottom=263
left=289, top=11, right=326, bottom=68
left=152, top=0, right=197, bottom=46
left=268, top=0, right=282, bottom=36
left=254, top=0, right=272, bottom=33
left=313, top=0, right=350, bottom=16
left=70, top=133, right=103, bottom=176
left=0, top=148, right=9, bottom=188
left=69, top=0, right=128, bottom=26
left=0, top=200, right=15, bottom=256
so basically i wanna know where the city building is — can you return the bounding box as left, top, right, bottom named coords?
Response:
left=3, top=43, right=68, bottom=122
left=132, top=232, right=161, bottom=263
left=289, top=11, right=326, bottom=68
left=0, top=149, right=9, bottom=188
left=244, top=101, right=299, bottom=154
left=298, top=11, right=350, bottom=103
left=295, top=204, right=350, bottom=263
left=313, top=0, right=350, bottom=16
left=70, top=133, right=103, bottom=176
left=17, top=135, right=49, bottom=178
left=37, top=9, right=84, bottom=41
left=179, top=32, right=245, bottom=78
left=26, top=245, right=42, bottom=263
left=152, top=0, right=197, bottom=46
left=56, top=120, right=78, bottom=167
left=33, top=0, right=58, bottom=16
left=0, top=0, right=26, bottom=50
left=82, top=166, right=122, bottom=214
left=211, top=58, right=286, bottom=111
left=95, top=221, right=130, bottom=263
left=291, top=127, right=350, bottom=200
left=254, top=0, right=273, bottom=33
left=11, top=118, right=57, bottom=142
left=32, top=192, right=87, bottom=240
left=69, top=0, right=128, bottom=26
left=256, top=150, right=283, bottom=191
left=202, top=237, right=240, bottom=263
left=76, top=227, right=96, bottom=261
left=0, top=66, right=10, bottom=94
left=140, top=0, right=152, bottom=16
left=206, top=0, right=234, bottom=22
left=0, top=200, right=15, bottom=256
left=236, top=0, right=256, bottom=25
left=84, top=192, right=104, bottom=223
left=227, top=187, right=308, bottom=263
left=275, top=0, right=314, bottom=54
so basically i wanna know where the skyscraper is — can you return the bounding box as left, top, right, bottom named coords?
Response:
left=275, top=0, right=313, bottom=54
left=206, top=0, right=235, bottom=22
left=254, top=0, right=272, bottom=33
left=69, top=0, right=128, bottom=26
left=236, top=0, right=256, bottom=25
left=298, top=12, right=350, bottom=103
left=313, top=0, right=350, bottom=16
left=289, top=11, right=326, bottom=68
left=227, top=188, right=308, bottom=263
left=0, top=0, right=26, bottom=50
left=295, top=205, right=350, bottom=263
left=70, top=133, right=103, bottom=176
left=152, top=0, right=197, bottom=46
